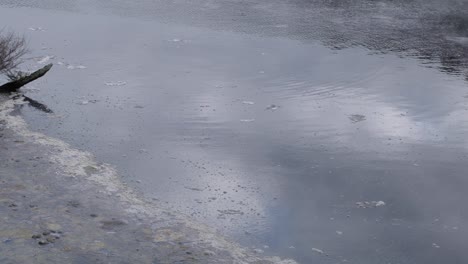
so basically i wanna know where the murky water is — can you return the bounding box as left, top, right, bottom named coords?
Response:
left=2, top=0, right=468, bottom=263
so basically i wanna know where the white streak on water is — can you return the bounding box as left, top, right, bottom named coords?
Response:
left=37, top=55, right=53, bottom=64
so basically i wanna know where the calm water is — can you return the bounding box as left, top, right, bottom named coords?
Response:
left=1, top=0, right=468, bottom=263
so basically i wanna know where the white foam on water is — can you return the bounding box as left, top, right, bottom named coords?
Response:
left=311, top=248, right=324, bottom=254
left=66, top=65, right=87, bottom=70
left=105, top=81, right=127, bottom=86
left=28, top=27, right=45, bottom=31
left=37, top=55, right=53, bottom=64
left=0, top=98, right=297, bottom=264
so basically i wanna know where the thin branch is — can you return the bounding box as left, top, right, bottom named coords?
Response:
left=0, top=31, right=28, bottom=74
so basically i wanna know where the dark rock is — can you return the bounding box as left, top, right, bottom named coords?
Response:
left=38, top=240, right=49, bottom=245
left=67, top=200, right=80, bottom=208
left=100, top=218, right=127, bottom=230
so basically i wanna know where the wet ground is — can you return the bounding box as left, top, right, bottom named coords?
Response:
left=1, top=0, right=468, bottom=263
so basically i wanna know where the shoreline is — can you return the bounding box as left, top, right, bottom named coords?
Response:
left=0, top=97, right=297, bottom=263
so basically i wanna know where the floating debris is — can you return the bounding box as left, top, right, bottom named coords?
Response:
left=240, top=119, right=255, bottom=122
left=105, top=81, right=127, bottom=86
left=67, top=65, right=87, bottom=70
left=266, top=104, right=280, bottom=110
left=242, top=101, right=255, bottom=105
left=349, top=114, right=366, bottom=123
left=167, top=38, right=191, bottom=43
left=375, top=201, right=386, bottom=207
left=336, top=231, right=343, bottom=235
left=311, top=248, right=325, bottom=254
left=356, top=201, right=386, bottom=208
left=185, top=187, right=204, bottom=191
left=37, top=55, right=53, bottom=64
left=28, top=27, right=45, bottom=31
left=78, top=99, right=98, bottom=105
left=138, top=148, right=148, bottom=154
left=432, top=243, right=440, bottom=248
left=217, top=209, right=244, bottom=215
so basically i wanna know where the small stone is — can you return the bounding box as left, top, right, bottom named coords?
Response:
left=203, top=250, right=215, bottom=256
left=32, top=234, right=42, bottom=239
left=90, top=213, right=98, bottom=218
left=46, top=237, right=56, bottom=243
left=38, top=240, right=49, bottom=245
left=67, top=200, right=80, bottom=208
left=50, top=233, right=61, bottom=239
left=42, top=231, right=51, bottom=236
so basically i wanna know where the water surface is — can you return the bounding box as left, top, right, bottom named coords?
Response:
left=1, top=0, right=468, bottom=263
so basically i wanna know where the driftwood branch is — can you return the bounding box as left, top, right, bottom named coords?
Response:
left=0, top=63, right=52, bottom=92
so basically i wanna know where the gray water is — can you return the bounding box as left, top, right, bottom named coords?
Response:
left=2, top=0, right=468, bottom=263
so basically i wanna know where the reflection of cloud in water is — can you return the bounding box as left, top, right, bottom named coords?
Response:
left=157, top=144, right=273, bottom=236
left=6, top=2, right=468, bottom=262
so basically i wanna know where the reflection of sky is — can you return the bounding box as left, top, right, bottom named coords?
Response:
left=2, top=3, right=468, bottom=263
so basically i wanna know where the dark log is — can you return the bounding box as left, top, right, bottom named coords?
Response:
left=0, top=63, right=53, bottom=92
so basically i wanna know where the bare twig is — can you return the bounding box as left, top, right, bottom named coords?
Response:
left=0, top=31, right=28, bottom=74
